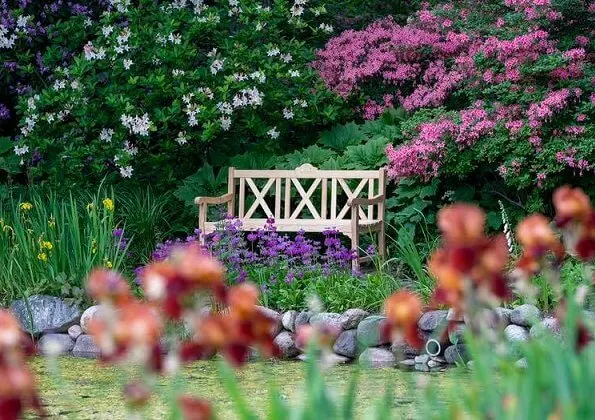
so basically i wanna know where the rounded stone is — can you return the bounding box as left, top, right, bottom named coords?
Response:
left=38, top=334, right=75, bottom=355
left=80, top=305, right=107, bottom=334
left=294, top=311, right=312, bottom=329
left=390, top=339, right=421, bottom=358
left=414, top=354, right=429, bottom=365
left=358, top=347, right=396, bottom=368
left=448, top=323, right=466, bottom=345
left=340, top=309, right=369, bottom=330
left=356, top=315, right=388, bottom=347
left=504, top=324, right=529, bottom=343
left=309, top=312, right=344, bottom=332
left=510, top=304, right=541, bottom=327
left=68, top=325, right=83, bottom=341
left=418, top=310, right=447, bottom=332
left=444, top=344, right=469, bottom=364
left=281, top=310, right=297, bottom=332
left=333, top=329, right=358, bottom=358
left=72, top=334, right=100, bottom=358
left=273, top=331, right=300, bottom=359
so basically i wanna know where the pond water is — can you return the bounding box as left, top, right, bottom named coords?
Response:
left=30, top=357, right=463, bottom=419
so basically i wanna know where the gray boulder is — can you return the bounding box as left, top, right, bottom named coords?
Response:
left=358, top=347, right=396, bottom=368
left=72, top=334, right=100, bottom=358
left=399, top=359, right=416, bottom=369
left=390, top=340, right=421, bottom=358
left=38, top=334, right=75, bottom=355
left=10, top=295, right=81, bottom=335
left=414, top=354, right=429, bottom=365
left=273, top=331, right=300, bottom=358
left=356, top=316, right=388, bottom=347
left=444, top=344, right=470, bottom=364
left=333, top=329, right=358, bottom=358
left=281, top=310, right=297, bottom=332
left=340, top=309, right=369, bottom=330
left=309, top=312, right=344, bottom=332
left=504, top=324, right=529, bottom=342
left=418, top=310, right=447, bottom=332
left=510, top=304, right=541, bottom=327
left=296, top=353, right=350, bottom=364
left=294, top=311, right=312, bottom=329
left=448, top=323, right=466, bottom=344
left=493, top=308, right=512, bottom=327
left=68, top=325, right=83, bottom=341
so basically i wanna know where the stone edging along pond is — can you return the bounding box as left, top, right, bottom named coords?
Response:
left=10, top=295, right=566, bottom=371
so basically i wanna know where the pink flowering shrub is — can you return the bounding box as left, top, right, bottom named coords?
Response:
left=315, top=1, right=594, bottom=198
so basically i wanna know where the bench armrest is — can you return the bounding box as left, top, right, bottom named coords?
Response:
left=347, top=194, right=385, bottom=207
left=194, top=192, right=234, bottom=206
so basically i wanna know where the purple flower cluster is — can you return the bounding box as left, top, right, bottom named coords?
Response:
left=138, top=217, right=357, bottom=286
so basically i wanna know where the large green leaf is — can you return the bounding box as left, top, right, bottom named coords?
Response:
left=318, top=122, right=365, bottom=151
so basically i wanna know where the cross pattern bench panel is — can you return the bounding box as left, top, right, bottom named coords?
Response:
left=195, top=164, right=386, bottom=266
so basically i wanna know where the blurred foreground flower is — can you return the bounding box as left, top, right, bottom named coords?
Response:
left=0, top=310, right=44, bottom=420
left=553, top=185, right=595, bottom=262
left=383, top=291, right=424, bottom=348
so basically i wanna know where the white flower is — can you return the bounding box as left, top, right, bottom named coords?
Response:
left=207, top=48, right=217, bottom=57
left=120, top=113, right=152, bottom=136
left=119, top=166, right=133, bottom=178
left=289, top=70, right=300, bottom=78
left=100, top=128, right=115, bottom=142
left=290, top=4, right=304, bottom=17
left=198, top=87, right=214, bottom=99
left=16, top=15, right=30, bottom=29
left=281, top=54, right=292, bottom=63
left=319, top=23, right=334, bottom=33
left=283, top=108, right=294, bottom=119
left=267, top=47, right=280, bottom=57
left=70, top=80, right=80, bottom=89
left=110, top=0, right=131, bottom=13
left=210, top=58, right=225, bottom=75
left=293, top=98, right=307, bottom=108
left=220, top=117, right=232, bottom=131
left=123, top=59, right=133, bottom=70
left=175, top=131, right=188, bottom=145
left=117, top=28, right=131, bottom=45
left=232, top=87, right=264, bottom=108
left=14, top=145, right=29, bottom=156
left=249, top=71, right=266, bottom=83
left=53, top=80, right=66, bottom=90
left=102, top=25, right=114, bottom=37
left=168, top=32, right=182, bottom=45
left=267, top=127, right=280, bottom=139
left=172, top=69, right=186, bottom=77
left=124, top=140, right=138, bottom=156
left=255, top=22, right=266, bottom=31
left=45, top=113, right=55, bottom=123
left=233, top=73, right=248, bottom=82
left=217, top=102, right=233, bottom=115
left=228, top=0, right=239, bottom=6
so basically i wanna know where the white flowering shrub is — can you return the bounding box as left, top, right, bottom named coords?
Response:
left=13, top=0, right=347, bottom=186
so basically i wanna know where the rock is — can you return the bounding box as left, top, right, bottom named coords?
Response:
left=446, top=308, right=464, bottom=322
left=256, top=306, right=283, bottom=336
left=415, top=363, right=430, bottom=372
left=444, top=344, right=469, bottom=364
left=309, top=312, right=344, bottom=332
left=493, top=308, right=512, bottom=327
left=273, top=331, right=300, bottom=358
left=467, top=360, right=475, bottom=370
left=10, top=295, right=81, bottom=335
left=510, top=304, right=541, bottom=327
left=296, top=353, right=350, bottom=364
left=427, top=359, right=443, bottom=368
left=80, top=305, right=107, bottom=334
left=399, top=359, right=416, bottom=368
left=294, top=311, right=312, bottom=329
left=418, top=310, right=447, bottom=332
left=68, top=325, right=83, bottom=341
left=515, top=358, right=528, bottom=368
left=38, top=334, right=75, bottom=355
left=448, top=323, right=466, bottom=345
left=333, top=329, right=358, bottom=358
left=504, top=324, right=529, bottom=343
left=340, top=308, right=369, bottom=330
left=72, top=334, right=100, bottom=358
left=529, top=317, right=561, bottom=339
left=431, top=356, right=447, bottom=364
left=390, top=340, right=421, bottom=358
left=281, top=310, right=297, bottom=332
left=356, top=316, right=388, bottom=347
left=358, top=347, right=396, bottom=368
left=414, top=354, right=429, bottom=365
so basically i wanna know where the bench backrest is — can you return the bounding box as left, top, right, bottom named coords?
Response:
left=228, top=164, right=386, bottom=223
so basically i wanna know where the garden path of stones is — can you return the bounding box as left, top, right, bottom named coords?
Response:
left=10, top=295, right=574, bottom=371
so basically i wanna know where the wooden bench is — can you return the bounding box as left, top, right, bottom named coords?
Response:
left=195, top=164, right=386, bottom=267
